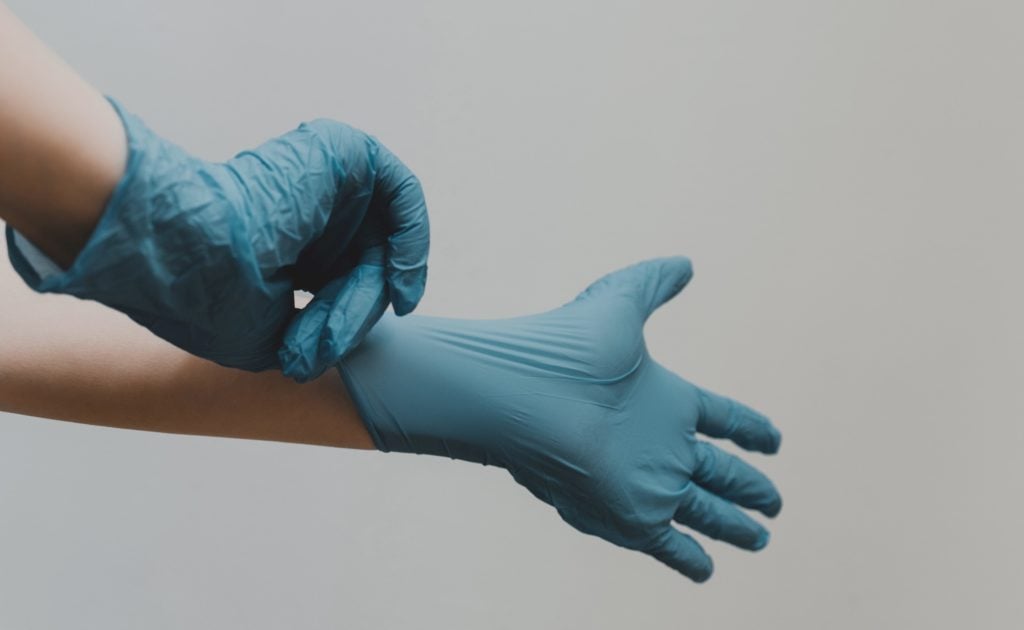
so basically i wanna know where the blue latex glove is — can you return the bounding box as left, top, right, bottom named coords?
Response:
left=5, top=97, right=428, bottom=382
left=338, top=257, right=782, bottom=582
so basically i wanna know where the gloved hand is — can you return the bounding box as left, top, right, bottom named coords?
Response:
left=5, top=96, right=428, bottom=382
left=338, top=257, right=782, bottom=582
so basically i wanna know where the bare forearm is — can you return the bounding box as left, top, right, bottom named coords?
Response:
left=0, top=2, right=127, bottom=268
left=0, top=338, right=375, bottom=449
left=0, top=232, right=375, bottom=449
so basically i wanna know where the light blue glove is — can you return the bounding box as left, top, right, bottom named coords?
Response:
left=338, top=257, right=782, bottom=582
left=5, top=97, right=428, bottom=382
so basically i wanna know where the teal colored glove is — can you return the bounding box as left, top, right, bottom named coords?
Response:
left=338, top=257, right=782, bottom=582
left=5, top=97, right=428, bottom=382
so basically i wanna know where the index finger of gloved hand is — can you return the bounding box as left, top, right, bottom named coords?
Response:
left=692, top=441, right=783, bottom=517
left=696, top=387, right=782, bottom=454
left=674, top=482, right=770, bottom=551
left=279, top=249, right=389, bottom=383
left=644, top=527, right=714, bottom=583
left=372, top=143, right=429, bottom=316
left=318, top=255, right=389, bottom=366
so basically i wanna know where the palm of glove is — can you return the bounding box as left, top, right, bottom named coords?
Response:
left=341, top=257, right=782, bottom=582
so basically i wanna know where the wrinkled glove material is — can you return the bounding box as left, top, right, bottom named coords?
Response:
left=6, top=96, right=429, bottom=381
left=338, top=257, right=782, bottom=582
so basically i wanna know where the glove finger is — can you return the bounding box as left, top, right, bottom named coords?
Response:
left=644, top=527, right=714, bottom=583
left=279, top=248, right=388, bottom=382
left=279, top=281, right=346, bottom=382
left=373, top=143, right=429, bottom=316
left=675, top=482, right=770, bottom=551
left=695, top=386, right=782, bottom=454
left=316, top=255, right=389, bottom=371
left=693, top=441, right=782, bottom=517
left=573, top=257, right=693, bottom=320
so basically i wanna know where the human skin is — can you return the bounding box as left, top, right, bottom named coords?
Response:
left=0, top=0, right=376, bottom=443
left=0, top=2, right=128, bottom=268
left=0, top=0, right=376, bottom=442
left=0, top=1, right=430, bottom=382
left=0, top=244, right=781, bottom=582
left=0, top=231, right=375, bottom=449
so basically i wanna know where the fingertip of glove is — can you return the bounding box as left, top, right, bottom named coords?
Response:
left=690, top=558, right=714, bottom=583
left=392, top=294, right=419, bottom=316
left=278, top=345, right=318, bottom=384
left=751, top=529, right=771, bottom=551
left=281, top=365, right=315, bottom=384
left=388, top=270, right=426, bottom=316
left=665, top=255, right=694, bottom=281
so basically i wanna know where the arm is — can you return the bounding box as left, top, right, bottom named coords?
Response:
left=0, top=230, right=374, bottom=449
left=0, top=1, right=429, bottom=382
left=2, top=246, right=782, bottom=581
left=0, top=1, right=126, bottom=267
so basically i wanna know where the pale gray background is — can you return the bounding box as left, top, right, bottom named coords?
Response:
left=1, top=0, right=1022, bottom=628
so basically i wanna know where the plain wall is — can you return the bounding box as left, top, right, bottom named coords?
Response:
left=1, top=1, right=1022, bottom=628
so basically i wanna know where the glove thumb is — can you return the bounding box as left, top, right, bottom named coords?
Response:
left=573, top=256, right=693, bottom=319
